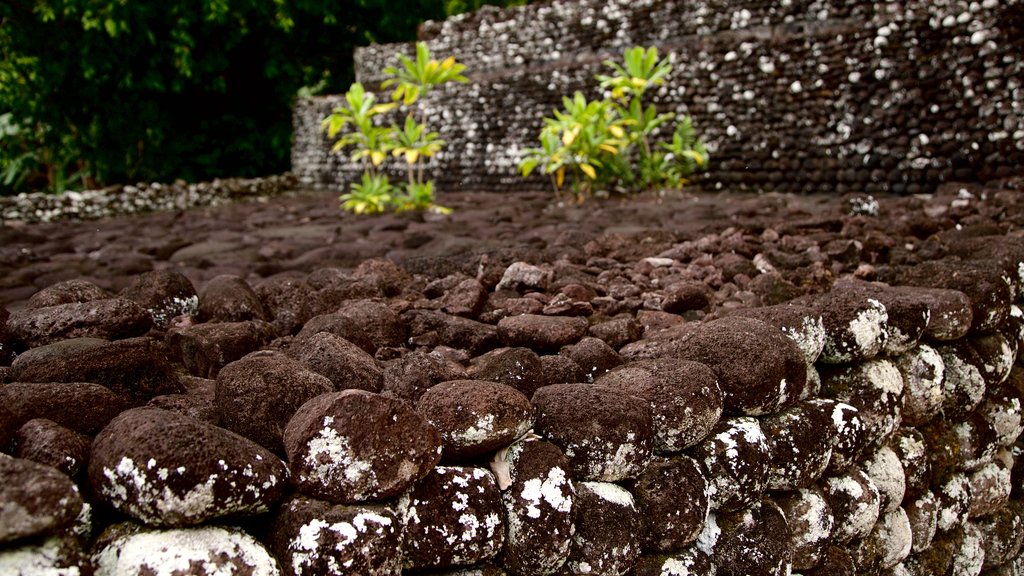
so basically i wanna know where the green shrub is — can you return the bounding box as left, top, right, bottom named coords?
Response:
left=519, top=46, right=709, bottom=202
left=323, top=42, right=466, bottom=214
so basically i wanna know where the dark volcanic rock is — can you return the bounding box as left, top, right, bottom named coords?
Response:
left=436, top=313, right=501, bottom=356
left=588, top=315, right=644, bottom=350
left=539, top=353, right=586, bottom=385
left=596, top=358, right=723, bottom=452
left=692, top=416, right=771, bottom=512
left=6, top=297, right=152, bottom=348
left=14, top=418, right=91, bottom=477
left=283, top=390, right=441, bottom=503
left=400, top=466, right=504, bottom=570
left=832, top=279, right=931, bottom=356
left=631, top=549, right=714, bottom=576
left=441, top=277, right=488, bottom=318
left=289, top=331, right=383, bottom=392
left=975, top=502, right=1024, bottom=570
left=820, top=468, right=881, bottom=543
left=894, top=344, right=945, bottom=427
left=335, top=299, right=407, bottom=350
left=10, top=336, right=183, bottom=406
left=564, top=481, right=643, bottom=574
left=725, top=304, right=825, bottom=365
left=197, top=274, right=269, bottom=323
left=497, top=314, right=589, bottom=352
left=494, top=437, right=575, bottom=575
left=268, top=495, right=402, bottom=576
left=773, top=488, right=834, bottom=570
left=297, top=311, right=376, bottom=354
left=631, top=455, right=710, bottom=552
left=89, top=407, right=288, bottom=527
left=469, top=346, right=546, bottom=397
left=120, top=269, right=199, bottom=329
left=0, top=305, right=12, bottom=365
left=0, top=535, right=88, bottom=574
left=849, top=507, right=912, bottom=573
left=0, top=454, right=84, bottom=544
left=559, top=336, right=623, bottom=381
left=255, top=275, right=318, bottom=336
left=215, top=350, right=335, bottom=454
left=25, top=278, right=112, bottom=309
left=0, top=380, right=127, bottom=434
left=760, top=401, right=835, bottom=491
left=885, top=259, right=1013, bottom=333
left=799, top=289, right=889, bottom=364
left=661, top=281, right=712, bottom=314
left=166, top=319, right=277, bottom=378
left=533, top=383, right=653, bottom=481
left=667, top=316, right=806, bottom=415
left=416, top=379, right=533, bottom=461
left=703, top=499, right=793, bottom=576
left=382, top=350, right=468, bottom=402
left=819, top=359, right=904, bottom=449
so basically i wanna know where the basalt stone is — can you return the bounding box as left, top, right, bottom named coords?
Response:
left=147, top=388, right=220, bottom=425
left=968, top=460, right=1011, bottom=518
left=268, top=495, right=402, bottom=576
left=959, top=331, right=1017, bottom=386
left=496, top=262, right=550, bottom=293
left=891, top=287, right=974, bottom=343
left=894, top=345, right=945, bottom=427
left=975, top=502, right=1024, bottom=570
left=7, top=297, right=152, bottom=348
left=704, top=500, right=793, bottom=576
left=595, top=358, right=723, bottom=452
left=0, top=381, right=126, bottom=435
left=725, top=304, right=826, bottom=365
left=383, top=350, right=468, bottom=402
left=25, top=278, right=111, bottom=309
left=976, top=379, right=1024, bottom=449
left=851, top=507, right=913, bottom=573
left=819, top=360, right=904, bottom=449
left=166, top=320, right=277, bottom=378
left=801, top=545, right=856, bottom=576
left=197, top=274, right=269, bottom=323
left=934, top=343, right=987, bottom=420
left=900, top=533, right=954, bottom=576
left=935, top=473, right=972, bottom=533
left=289, top=331, right=383, bottom=392
left=436, top=314, right=502, bottom=356
left=216, top=350, right=334, bottom=454
left=668, top=316, right=806, bottom=415
left=540, top=354, right=587, bottom=385
left=493, top=437, right=575, bottom=575
left=0, top=306, right=12, bottom=365
left=14, top=418, right=90, bottom=478
left=297, top=312, right=376, bottom=354
left=0, top=536, right=88, bottom=574
left=533, top=383, right=653, bottom=482
left=560, top=336, right=623, bottom=381
left=416, top=380, right=533, bottom=461
left=283, top=390, right=441, bottom=503
left=255, top=275, right=318, bottom=336
left=631, top=456, right=710, bottom=553
left=588, top=316, right=644, bottom=350
left=832, top=280, right=932, bottom=356
left=91, top=407, right=288, bottom=527
left=469, top=347, right=545, bottom=397
left=800, top=289, right=888, bottom=364
left=661, top=282, right=712, bottom=314
left=422, top=565, right=507, bottom=576
left=692, top=416, right=771, bottom=512
left=888, top=260, right=1012, bottom=333
left=563, top=481, right=642, bottom=575
left=862, top=445, right=907, bottom=514
left=498, top=314, right=589, bottom=353
left=948, top=523, right=986, bottom=576
left=892, top=428, right=930, bottom=499
left=904, top=490, right=939, bottom=554
left=811, top=399, right=867, bottom=473
left=631, top=548, right=714, bottom=576
left=442, top=278, right=489, bottom=318
left=400, top=466, right=504, bottom=570
left=91, top=523, right=280, bottom=576
left=761, top=401, right=835, bottom=491
left=774, top=488, right=834, bottom=570
left=0, top=454, right=84, bottom=544
left=10, top=336, right=183, bottom=406
left=120, top=269, right=199, bottom=330
left=820, top=469, right=882, bottom=543
left=335, top=299, right=407, bottom=350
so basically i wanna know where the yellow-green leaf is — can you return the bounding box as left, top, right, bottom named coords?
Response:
left=371, top=151, right=386, bottom=166
left=598, top=143, right=619, bottom=154
left=556, top=167, right=565, bottom=188
left=608, top=125, right=625, bottom=138
left=579, top=163, right=597, bottom=180
left=405, top=150, right=419, bottom=164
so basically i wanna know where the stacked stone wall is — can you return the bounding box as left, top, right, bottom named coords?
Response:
left=292, top=0, right=1024, bottom=194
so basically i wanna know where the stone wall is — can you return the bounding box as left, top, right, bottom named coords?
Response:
left=292, top=0, right=1024, bottom=194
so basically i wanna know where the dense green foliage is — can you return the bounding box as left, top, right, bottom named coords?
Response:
left=0, top=0, right=524, bottom=195
left=520, top=46, right=709, bottom=202
left=324, top=42, right=465, bottom=214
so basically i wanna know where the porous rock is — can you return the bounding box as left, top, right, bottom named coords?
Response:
left=496, top=262, right=550, bottom=292
left=560, top=336, right=623, bottom=381
left=832, top=280, right=931, bottom=356
left=812, top=399, right=867, bottom=473
left=166, top=319, right=277, bottom=378
left=726, top=304, right=826, bottom=365
left=934, top=473, right=972, bottom=533
left=383, top=350, right=469, bottom=402
left=862, top=445, right=907, bottom=514
left=533, top=383, right=654, bottom=482
left=691, top=416, right=771, bottom=512
left=819, top=359, right=904, bottom=449
left=893, top=344, right=945, bottom=427
left=498, top=314, right=589, bottom=352
left=631, top=456, right=710, bottom=552
left=0, top=306, right=12, bottom=365
left=0, top=454, right=84, bottom=544
left=820, top=468, right=882, bottom=543
left=493, top=437, right=575, bottom=576
left=416, top=379, right=533, bottom=461
left=400, top=466, right=504, bottom=570
left=14, top=418, right=91, bottom=478
left=0, top=536, right=88, bottom=575
left=596, top=358, right=722, bottom=452
left=760, top=401, right=835, bottom=491
left=0, top=380, right=127, bottom=435
left=25, top=278, right=111, bottom=309
left=89, top=407, right=288, bottom=527
left=216, top=350, right=335, bottom=454
left=268, top=495, right=402, bottom=576
left=968, top=460, right=1011, bottom=518
left=10, top=336, right=183, bottom=406
left=800, top=289, right=888, bottom=364
left=6, top=297, right=152, bottom=348
left=703, top=499, right=793, bottom=576
left=120, top=269, right=199, bottom=329
left=441, top=277, right=488, bottom=318
left=91, top=522, right=281, bottom=576
left=289, top=331, right=383, bottom=392
left=903, top=490, right=939, bottom=554
left=774, top=487, right=834, bottom=570
left=564, top=481, right=642, bottom=575
left=934, top=342, right=987, bottom=420
left=335, top=299, right=407, bottom=350
left=588, top=316, right=644, bottom=351
left=469, top=346, right=546, bottom=398
left=283, top=390, right=441, bottom=503
left=297, top=311, right=376, bottom=354
left=197, top=274, right=269, bottom=323
left=630, top=548, right=715, bottom=576
left=891, top=427, right=930, bottom=499
left=888, top=259, right=1012, bottom=334
left=850, top=507, right=913, bottom=573
left=255, top=275, right=318, bottom=336
left=975, top=502, right=1024, bottom=570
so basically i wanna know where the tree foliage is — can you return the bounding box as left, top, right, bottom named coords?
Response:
left=0, top=0, right=462, bottom=193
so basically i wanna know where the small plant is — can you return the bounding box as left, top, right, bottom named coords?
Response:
left=519, top=46, right=709, bottom=202
left=323, top=42, right=467, bottom=215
